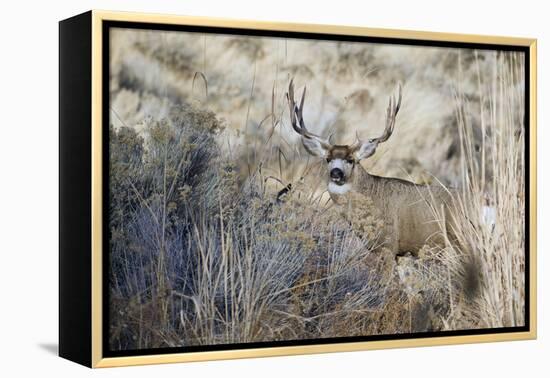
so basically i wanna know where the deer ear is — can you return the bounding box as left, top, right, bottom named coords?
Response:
left=354, top=141, right=378, bottom=160
left=301, top=136, right=329, bottom=158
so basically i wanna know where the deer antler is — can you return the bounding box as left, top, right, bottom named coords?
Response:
left=352, top=83, right=402, bottom=149
left=375, top=83, right=402, bottom=144
left=287, top=79, right=331, bottom=149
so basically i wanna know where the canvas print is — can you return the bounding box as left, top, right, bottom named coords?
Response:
left=107, top=26, right=527, bottom=353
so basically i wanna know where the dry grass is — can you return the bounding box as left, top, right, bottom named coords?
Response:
left=442, top=51, right=526, bottom=329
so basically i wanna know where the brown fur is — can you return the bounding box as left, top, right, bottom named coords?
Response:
left=330, top=161, right=456, bottom=257
left=327, top=145, right=353, bottom=160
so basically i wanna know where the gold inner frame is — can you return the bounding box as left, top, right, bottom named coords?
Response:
left=90, top=9, right=537, bottom=368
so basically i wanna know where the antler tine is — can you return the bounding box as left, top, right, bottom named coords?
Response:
left=287, top=79, right=296, bottom=132
left=287, top=79, right=327, bottom=143
left=297, top=85, right=307, bottom=130
left=372, top=83, right=402, bottom=144
left=287, top=79, right=304, bottom=135
left=350, top=131, right=362, bottom=150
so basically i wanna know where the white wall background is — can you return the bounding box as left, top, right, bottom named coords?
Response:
left=0, top=0, right=546, bottom=376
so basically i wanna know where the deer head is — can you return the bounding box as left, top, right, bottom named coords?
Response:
left=287, top=79, right=402, bottom=192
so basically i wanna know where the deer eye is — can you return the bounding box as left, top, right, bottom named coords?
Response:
left=326, top=158, right=332, bottom=163
left=346, top=158, right=355, bottom=164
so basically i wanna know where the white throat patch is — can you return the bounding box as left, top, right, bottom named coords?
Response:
left=328, top=182, right=351, bottom=195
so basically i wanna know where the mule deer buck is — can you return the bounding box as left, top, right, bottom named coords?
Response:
left=286, top=79, right=462, bottom=261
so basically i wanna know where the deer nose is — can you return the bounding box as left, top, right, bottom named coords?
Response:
left=330, top=168, right=344, bottom=182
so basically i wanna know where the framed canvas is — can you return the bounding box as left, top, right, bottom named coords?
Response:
left=59, top=10, right=537, bottom=368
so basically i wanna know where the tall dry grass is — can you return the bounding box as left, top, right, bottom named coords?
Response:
left=440, top=51, right=525, bottom=329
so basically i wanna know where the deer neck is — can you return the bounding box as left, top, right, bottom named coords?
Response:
left=328, top=163, right=373, bottom=205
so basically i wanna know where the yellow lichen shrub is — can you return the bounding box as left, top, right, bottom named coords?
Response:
left=332, top=191, right=386, bottom=245
left=264, top=184, right=400, bottom=339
